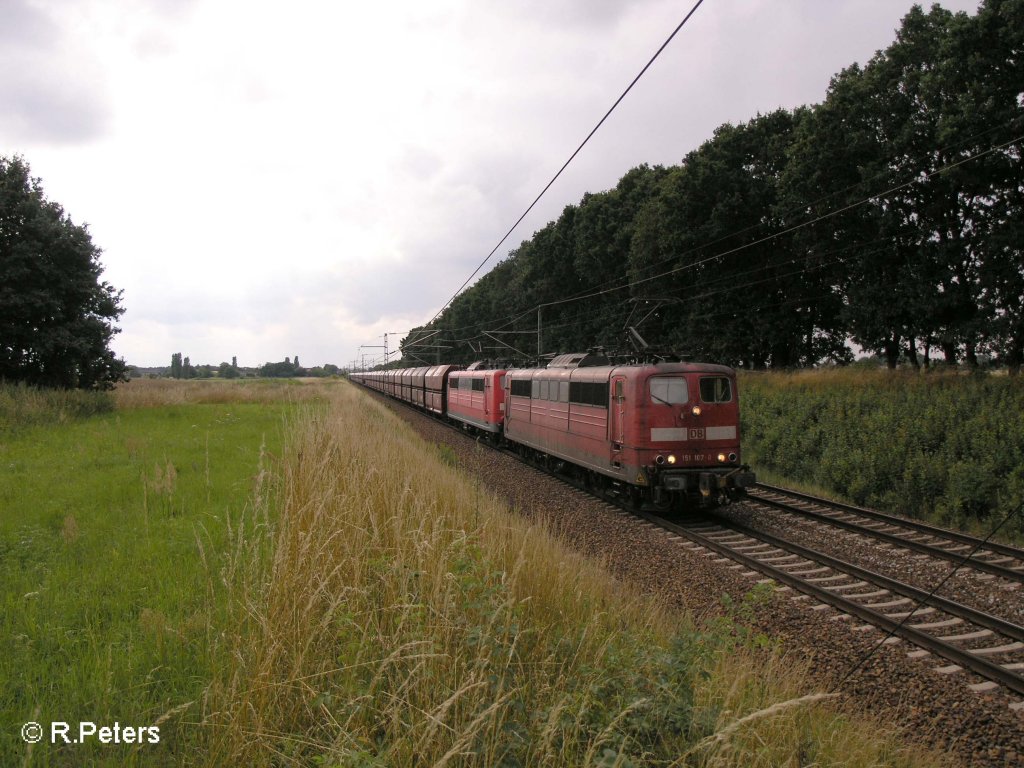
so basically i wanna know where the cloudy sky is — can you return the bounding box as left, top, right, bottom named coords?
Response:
left=3, top=0, right=981, bottom=369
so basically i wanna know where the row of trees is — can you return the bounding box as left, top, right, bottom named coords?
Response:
left=403, top=1, right=1023, bottom=372
left=166, top=354, right=341, bottom=379
left=167, top=353, right=242, bottom=379
left=257, top=357, right=340, bottom=378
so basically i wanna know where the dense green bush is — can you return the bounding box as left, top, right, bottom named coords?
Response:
left=738, top=369, right=1024, bottom=538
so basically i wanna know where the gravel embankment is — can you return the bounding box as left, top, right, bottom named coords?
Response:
left=378, top=396, right=1024, bottom=767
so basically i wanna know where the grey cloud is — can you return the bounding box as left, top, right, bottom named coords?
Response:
left=397, top=145, right=443, bottom=182
left=0, top=70, right=109, bottom=144
left=519, top=0, right=645, bottom=28
left=482, top=0, right=662, bottom=32
left=126, top=284, right=244, bottom=327
left=144, top=0, right=199, bottom=18
left=0, top=1, right=110, bottom=145
left=307, top=265, right=450, bottom=327
left=0, top=0, right=54, bottom=45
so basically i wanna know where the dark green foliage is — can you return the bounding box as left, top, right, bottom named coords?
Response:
left=258, top=358, right=303, bottom=377
left=0, top=156, right=127, bottom=389
left=739, top=370, right=1024, bottom=538
left=404, top=1, right=1023, bottom=373
left=218, top=361, right=241, bottom=379
left=630, top=109, right=850, bottom=367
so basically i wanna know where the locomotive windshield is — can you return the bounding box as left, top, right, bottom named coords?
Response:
left=699, top=376, right=732, bottom=403
left=649, top=377, right=688, bottom=405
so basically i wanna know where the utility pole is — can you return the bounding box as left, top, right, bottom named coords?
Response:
left=384, top=332, right=404, bottom=367
left=537, top=305, right=542, bottom=357
left=359, top=343, right=385, bottom=371
left=536, top=300, right=557, bottom=358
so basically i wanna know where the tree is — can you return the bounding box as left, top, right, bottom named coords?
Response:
left=258, top=358, right=300, bottom=377
left=952, top=0, right=1024, bottom=374
left=1, top=156, right=127, bottom=389
left=630, top=110, right=844, bottom=367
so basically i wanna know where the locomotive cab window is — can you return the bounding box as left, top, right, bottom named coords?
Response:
left=699, top=376, right=732, bottom=403
left=649, top=377, right=688, bottom=405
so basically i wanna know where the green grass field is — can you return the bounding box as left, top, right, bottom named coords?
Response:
left=0, top=380, right=323, bottom=766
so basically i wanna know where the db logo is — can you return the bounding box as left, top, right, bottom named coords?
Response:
left=688, top=428, right=705, bottom=440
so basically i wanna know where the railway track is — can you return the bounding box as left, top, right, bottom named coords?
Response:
left=551, top=476, right=1024, bottom=706
left=630, top=508, right=1024, bottom=706
left=747, top=484, right=1024, bottom=583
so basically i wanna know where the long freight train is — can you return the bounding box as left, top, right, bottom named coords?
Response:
left=350, top=352, right=755, bottom=509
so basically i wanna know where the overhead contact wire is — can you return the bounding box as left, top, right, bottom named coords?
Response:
left=424, top=0, right=708, bottom=329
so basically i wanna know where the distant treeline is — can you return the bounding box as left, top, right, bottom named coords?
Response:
left=403, top=1, right=1023, bottom=373
left=153, top=354, right=340, bottom=379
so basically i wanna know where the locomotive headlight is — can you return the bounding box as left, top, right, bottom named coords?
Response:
left=691, top=405, right=702, bottom=416
left=655, top=454, right=666, bottom=465
left=667, top=454, right=677, bottom=465
left=717, top=453, right=727, bottom=463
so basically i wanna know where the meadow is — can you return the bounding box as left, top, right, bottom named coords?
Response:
left=1, top=378, right=942, bottom=766
left=738, top=368, right=1024, bottom=541
left=0, top=379, right=328, bottom=766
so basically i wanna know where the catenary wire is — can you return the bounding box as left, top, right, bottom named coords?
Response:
left=421, top=0, right=708, bottom=331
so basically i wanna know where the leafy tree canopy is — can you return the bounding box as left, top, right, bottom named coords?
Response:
left=1, top=156, right=127, bottom=389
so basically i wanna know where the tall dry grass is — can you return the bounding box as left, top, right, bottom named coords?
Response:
left=0, top=381, right=114, bottom=430
left=195, top=382, right=943, bottom=767
left=113, top=377, right=335, bottom=408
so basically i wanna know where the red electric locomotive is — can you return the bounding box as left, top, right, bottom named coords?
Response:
left=503, top=351, right=754, bottom=507
left=447, top=363, right=507, bottom=436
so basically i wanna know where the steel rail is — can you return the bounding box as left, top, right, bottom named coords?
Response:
left=753, top=483, right=1024, bottom=562
left=719, top=518, right=1024, bottom=643
left=748, top=489, right=1024, bottom=583
left=639, top=510, right=1024, bottom=698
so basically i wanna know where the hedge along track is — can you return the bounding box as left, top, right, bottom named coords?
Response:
left=748, top=484, right=1024, bottom=583
left=630, top=508, right=1024, bottom=708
